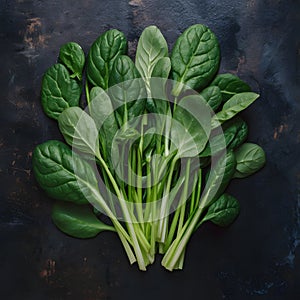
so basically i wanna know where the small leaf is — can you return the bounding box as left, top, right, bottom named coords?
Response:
left=199, top=86, right=222, bottom=112
left=211, top=73, right=251, bottom=102
left=203, top=194, right=240, bottom=227
left=109, top=55, right=146, bottom=126
left=58, top=107, right=100, bottom=158
left=135, top=25, right=168, bottom=81
left=233, top=143, right=266, bottom=178
left=171, top=24, right=220, bottom=96
left=211, top=92, right=259, bottom=128
left=86, top=29, right=127, bottom=89
left=200, top=151, right=236, bottom=209
left=59, top=42, right=85, bottom=80
left=52, top=201, right=115, bottom=238
left=89, top=87, right=119, bottom=160
left=41, top=64, right=81, bottom=120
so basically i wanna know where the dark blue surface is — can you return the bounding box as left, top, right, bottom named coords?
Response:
left=0, top=0, right=299, bottom=299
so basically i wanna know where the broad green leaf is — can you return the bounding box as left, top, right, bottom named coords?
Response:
left=171, top=24, right=220, bottom=96
left=52, top=201, right=115, bottom=238
left=135, top=25, right=168, bottom=83
left=86, top=29, right=127, bottom=89
left=233, top=143, right=266, bottom=178
left=211, top=92, right=259, bottom=128
left=59, top=42, right=85, bottom=80
left=32, top=140, right=98, bottom=204
left=200, top=151, right=236, bottom=209
left=41, top=64, right=81, bottom=120
left=203, top=193, right=240, bottom=227
left=58, top=107, right=100, bottom=158
left=211, top=73, right=251, bottom=102
left=199, top=86, right=222, bottom=112
left=109, top=55, right=146, bottom=126
left=171, top=95, right=211, bottom=157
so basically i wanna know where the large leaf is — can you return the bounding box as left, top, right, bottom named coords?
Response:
left=203, top=193, right=240, bottom=227
left=171, top=95, right=211, bottom=157
left=59, top=42, right=85, bottom=81
left=41, top=64, right=81, bottom=120
left=211, top=73, right=251, bottom=102
left=171, top=24, right=220, bottom=96
left=109, top=55, right=146, bottom=126
left=32, top=140, right=98, bottom=204
left=233, top=143, right=266, bottom=178
left=58, top=107, right=100, bottom=158
left=52, top=201, right=115, bottom=238
left=211, top=92, right=259, bottom=128
left=86, top=29, right=127, bottom=89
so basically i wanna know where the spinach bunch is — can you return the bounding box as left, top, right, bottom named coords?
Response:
left=33, top=24, right=266, bottom=271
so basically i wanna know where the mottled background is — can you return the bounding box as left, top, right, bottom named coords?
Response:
left=0, top=0, right=299, bottom=299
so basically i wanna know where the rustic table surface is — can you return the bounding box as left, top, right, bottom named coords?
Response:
left=1, top=0, right=299, bottom=299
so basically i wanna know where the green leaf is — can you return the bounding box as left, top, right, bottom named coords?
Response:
left=211, top=92, right=259, bottom=128
left=171, top=95, right=211, bottom=157
left=32, top=140, right=98, bottom=204
left=203, top=194, right=240, bottom=227
left=109, top=55, right=146, bottom=126
left=52, top=201, right=115, bottom=238
left=226, top=117, right=248, bottom=150
left=59, top=42, right=85, bottom=80
left=135, top=25, right=168, bottom=82
left=211, top=73, right=251, bottom=102
left=233, top=143, right=266, bottom=178
left=58, top=107, right=100, bottom=158
left=199, top=86, right=222, bottom=112
left=86, top=29, right=127, bottom=89
left=171, top=24, right=220, bottom=96
left=146, top=57, right=171, bottom=114
left=89, top=87, right=119, bottom=160
left=200, top=151, right=236, bottom=209
left=41, top=64, right=81, bottom=120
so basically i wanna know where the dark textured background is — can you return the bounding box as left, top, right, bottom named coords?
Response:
left=1, top=0, right=300, bottom=299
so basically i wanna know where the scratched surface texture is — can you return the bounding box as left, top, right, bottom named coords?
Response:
left=0, top=0, right=299, bottom=299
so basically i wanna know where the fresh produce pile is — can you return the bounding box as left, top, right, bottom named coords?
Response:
left=32, top=24, right=266, bottom=271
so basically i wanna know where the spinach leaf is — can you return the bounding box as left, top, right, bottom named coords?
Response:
left=171, top=24, right=220, bottom=96
left=226, top=117, right=248, bottom=150
left=200, top=151, right=236, bottom=209
left=41, top=64, right=81, bottom=120
left=89, top=87, right=119, bottom=160
left=203, top=193, right=240, bottom=227
left=33, top=140, right=98, bottom=204
left=199, top=86, right=222, bottom=112
left=86, top=29, right=127, bottom=89
left=211, top=73, right=251, bottom=102
left=146, top=57, right=172, bottom=114
left=233, top=143, right=266, bottom=178
left=58, top=107, right=101, bottom=158
left=109, top=55, right=146, bottom=126
left=211, top=92, right=259, bottom=128
left=135, top=26, right=168, bottom=83
left=59, top=42, right=85, bottom=81
left=171, top=95, right=211, bottom=157
left=52, top=201, right=115, bottom=238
